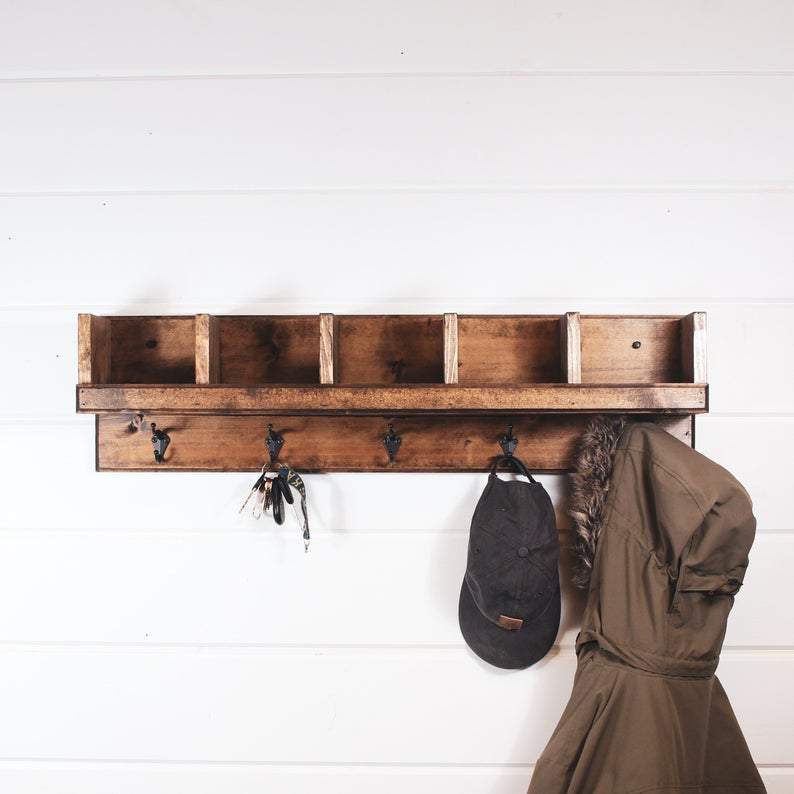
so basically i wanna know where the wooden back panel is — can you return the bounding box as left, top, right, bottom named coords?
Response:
left=218, top=316, right=319, bottom=384
left=109, top=316, right=195, bottom=383
left=458, top=315, right=561, bottom=384
left=96, top=413, right=693, bottom=472
left=335, top=315, right=444, bottom=384
left=581, top=316, right=683, bottom=383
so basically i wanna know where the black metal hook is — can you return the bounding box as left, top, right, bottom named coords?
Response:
left=266, top=423, right=284, bottom=464
left=383, top=423, right=401, bottom=463
left=499, top=424, right=518, bottom=457
left=150, top=422, right=170, bottom=464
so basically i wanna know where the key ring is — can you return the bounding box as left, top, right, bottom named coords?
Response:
left=239, top=462, right=270, bottom=515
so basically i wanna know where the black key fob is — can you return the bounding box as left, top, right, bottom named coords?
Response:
left=272, top=477, right=285, bottom=525
left=279, top=476, right=295, bottom=504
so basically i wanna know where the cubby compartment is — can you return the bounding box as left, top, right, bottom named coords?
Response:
left=217, top=316, right=319, bottom=384
left=581, top=316, right=683, bottom=383
left=335, top=315, right=444, bottom=384
left=107, top=316, right=196, bottom=384
left=457, top=316, right=562, bottom=384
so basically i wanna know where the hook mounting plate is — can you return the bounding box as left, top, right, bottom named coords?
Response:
left=383, top=423, right=401, bottom=462
left=150, top=422, right=170, bottom=463
left=499, top=425, right=518, bottom=457
left=266, top=423, right=284, bottom=463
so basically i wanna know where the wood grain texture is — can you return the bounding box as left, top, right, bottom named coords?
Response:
left=560, top=312, right=582, bottom=384
left=443, top=313, right=458, bottom=384
left=108, top=316, right=195, bottom=383
left=319, top=313, right=336, bottom=385
left=681, top=311, right=708, bottom=383
left=78, top=383, right=707, bottom=415
left=96, top=414, right=692, bottom=472
left=77, top=313, right=110, bottom=384
left=457, top=316, right=561, bottom=384
left=581, top=316, right=683, bottom=383
left=194, top=314, right=219, bottom=384
left=335, top=316, right=443, bottom=384
left=217, top=316, right=319, bottom=384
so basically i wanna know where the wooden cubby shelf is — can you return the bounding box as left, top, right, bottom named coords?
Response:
left=76, top=311, right=708, bottom=472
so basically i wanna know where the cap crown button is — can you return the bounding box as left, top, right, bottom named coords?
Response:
left=518, top=546, right=529, bottom=558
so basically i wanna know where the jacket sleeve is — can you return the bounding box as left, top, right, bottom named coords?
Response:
left=675, top=477, right=756, bottom=597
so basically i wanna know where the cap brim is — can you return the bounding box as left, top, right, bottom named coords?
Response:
left=458, top=580, right=560, bottom=670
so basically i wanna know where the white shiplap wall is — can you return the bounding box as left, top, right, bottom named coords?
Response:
left=1, top=2, right=793, bottom=792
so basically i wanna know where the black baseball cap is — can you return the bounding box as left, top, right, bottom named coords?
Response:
left=459, top=456, right=561, bottom=669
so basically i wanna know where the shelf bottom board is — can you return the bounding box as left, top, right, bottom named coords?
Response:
left=95, top=414, right=693, bottom=472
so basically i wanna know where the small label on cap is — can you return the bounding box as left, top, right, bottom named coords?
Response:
left=498, top=615, right=524, bottom=630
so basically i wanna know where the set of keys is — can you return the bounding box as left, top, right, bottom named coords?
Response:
left=239, top=463, right=311, bottom=551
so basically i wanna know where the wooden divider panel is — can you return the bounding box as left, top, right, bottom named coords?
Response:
left=319, top=313, right=337, bottom=385
left=681, top=311, right=708, bottom=383
left=560, top=312, right=582, bottom=384
left=195, top=314, right=220, bottom=384
left=77, top=314, right=111, bottom=384
left=443, top=313, right=459, bottom=384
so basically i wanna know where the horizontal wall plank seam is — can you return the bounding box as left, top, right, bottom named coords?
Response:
left=4, top=70, right=794, bottom=84
left=0, top=758, right=788, bottom=771
left=0, top=642, right=790, bottom=655
left=3, top=185, right=794, bottom=198
left=3, top=300, right=794, bottom=314
left=0, top=757, right=538, bottom=768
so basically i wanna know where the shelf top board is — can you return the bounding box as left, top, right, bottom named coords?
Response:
left=77, top=383, right=707, bottom=415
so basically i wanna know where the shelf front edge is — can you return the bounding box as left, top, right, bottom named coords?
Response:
left=77, top=384, right=708, bottom=415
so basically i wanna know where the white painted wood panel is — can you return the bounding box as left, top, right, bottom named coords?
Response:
left=696, top=416, right=793, bottom=533
left=0, top=648, right=789, bottom=763
left=2, top=1, right=794, bottom=77
left=2, top=77, right=794, bottom=192
left=0, top=530, right=786, bottom=648
left=0, top=762, right=789, bottom=794
left=0, top=418, right=792, bottom=531
left=3, top=2, right=792, bottom=786
left=3, top=193, right=794, bottom=307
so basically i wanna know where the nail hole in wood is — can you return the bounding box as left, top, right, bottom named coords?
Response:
left=145, top=339, right=158, bottom=349
left=390, top=359, right=406, bottom=380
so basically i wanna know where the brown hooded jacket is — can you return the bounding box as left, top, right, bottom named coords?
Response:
left=528, top=420, right=764, bottom=794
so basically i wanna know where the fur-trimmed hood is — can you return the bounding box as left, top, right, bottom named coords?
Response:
left=568, top=415, right=626, bottom=589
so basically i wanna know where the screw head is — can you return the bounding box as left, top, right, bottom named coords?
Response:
left=632, top=340, right=641, bottom=349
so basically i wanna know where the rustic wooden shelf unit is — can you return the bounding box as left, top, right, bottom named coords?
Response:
left=77, top=312, right=707, bottom=472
